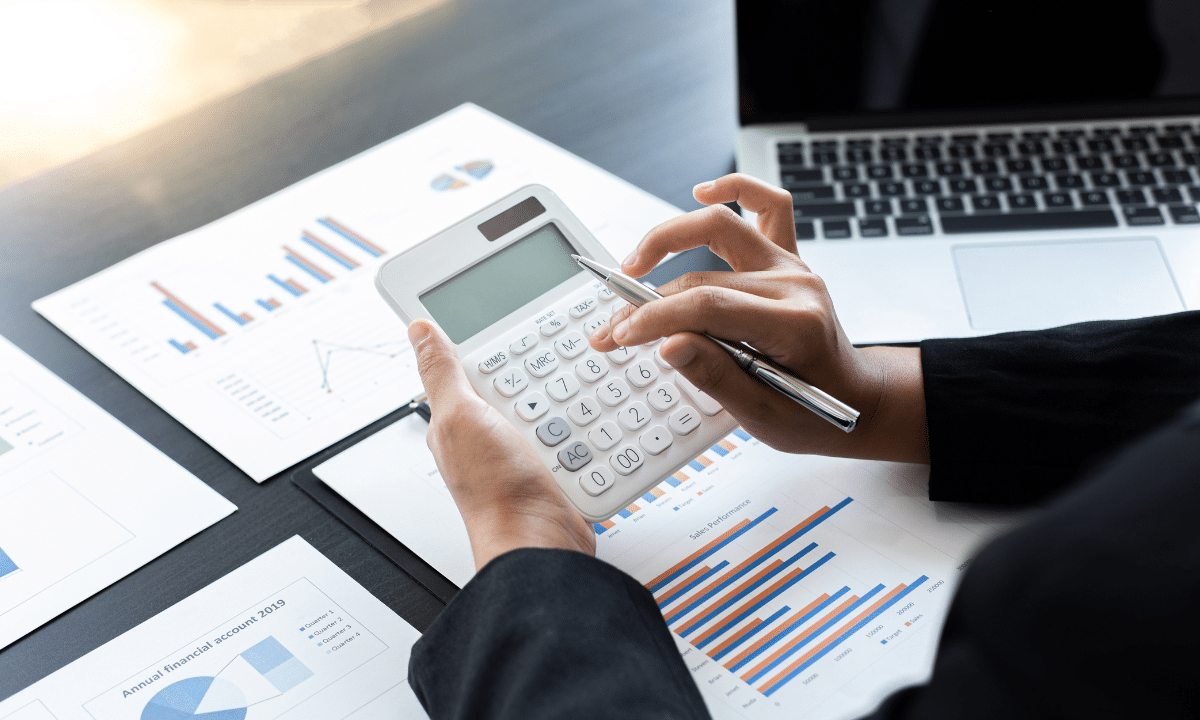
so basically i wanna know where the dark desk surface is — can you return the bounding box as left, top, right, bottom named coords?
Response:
left=0, top=0, right=736, bottom=699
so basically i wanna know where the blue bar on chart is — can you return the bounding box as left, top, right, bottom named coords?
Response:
left=733, top=428, right=751, bottom=441
left=213, top=303, right=249, bottom=326
left=317, top=217, right=386, bottom=257
left=169, top=339, right=191, bottom=354
left=256, top=299, right=277, bottom=312
left=284, top=247, right=334, bottom=284
left=0, top=545, right=18, bottom=579
left=300, top=231, right=360, bottom=270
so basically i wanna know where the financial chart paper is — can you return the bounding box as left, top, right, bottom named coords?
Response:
left=34, top=104, right=680, bottom=481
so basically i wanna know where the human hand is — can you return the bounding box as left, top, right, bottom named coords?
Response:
left=408, top=319, right=596, bottom=570
left=589, top=174, right=928, bottom=463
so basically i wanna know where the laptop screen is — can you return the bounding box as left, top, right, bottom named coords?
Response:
left=738, top=0, right=1200, bottom=127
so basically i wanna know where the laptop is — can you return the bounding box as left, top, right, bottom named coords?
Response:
left=734, top=0, right=1200, bottom=344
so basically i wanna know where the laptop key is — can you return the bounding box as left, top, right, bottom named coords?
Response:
left=914, top=146, right=941, bottom=160
left=1057, top=129, right=1086, bottom=139
left=900, top=198, right=927, bottom=214
left=1128, top=125, right=1155, bottom=136
left=951, top=133, right=980, bottom=143
left=832, top=166, right=859, bottom=181
left=867, top=165, right=893, bottom=179
left=1125, top=171, right=1156, bottom=186
left=1162, top=169, right=1193, bottom=184
left=895, top=216, right=934, bottom=235
left=858, top=218, right=889, bottom=237
left=949, top=145, right=976, bottom=159
left=936, top=161, right=964, bottom=176
left=941, top=209, right=1118, bottom=234
left=936, top=197, right=965, bottom=213
left=971, top=160, right=1000, bottom=175
left=1156, top=136, right=1185, bottom=149
left=986, top=177, right=1012, bottom=192
left=1152, top=187, right=1183, bottom=203
left=1087, top=138, right=1116, bottom=152
left=901, top=164, right=928, bottom=178
left=812, top=151, right=838, bottom=164
left=971, top=195, right=1001, bottom=211
left=881, top=136, right=909, bottom=146
left=1111, top=154, right=1141, bottom=169
left=986, top=132, right=1014, bottom=142
left=1091, top=172, right=1120, bottom=187
left=913, top=180, right=941, bottom=195
left=916, top=135, right=943, bottom=144
left=794, top=202, right=856, bottom=218
left=1076, top=156, right=1105, bottom=170
left=1117, top=189, right=1147, bottom=205
left=782, top=169, right=824, bottom=185
left=790, top=186, right=837, bottom=202
left=1017, top=141, right=1045, bottom=155
left=1081, top=190, right=1110, bottom=206
left=983, top=143, right=1010, bottom=157
left=1052, top=140, right=1080, bottom=154
left=845, top=149, right=873, bottom=163
left=881, top=147, right=908, bottom=162
left=1055, top=173, right=1085, bottom=188
left=950, top=178, right=978, bottom=193
left=878, top=182, right=906, bottom=196
left=1124, top=207, right=1165, bottom=225
left=1183, top=152, right=1200, bottom=165
left=1006, top=159, right=1034, bottom=174
left=1021, top=131, right=1050, bottom=140
left=844, top=183, right=871, bottom=197
left=864, top=200, right=893, bottom=216
left=1042, top=157, right=1069, bottom=172
left=1122, top=136, right=1151, bottom=151
left=1020, top=176, right=1049, bottom=190
left=1189, top=187, right=1200, bottom=203
left=1007, top=194, right=1038, bottom=211
left=1044, top=192, right=1073, bottom=208
left=846, top=138, right=874, bottom=148
left=822, top=220, right=851, bottom=239
left=795, top=222, right=816, bottom=240
left=1147, top=152, right=1176, bottom=167
left=1168, top=204, right=1200, bottom=223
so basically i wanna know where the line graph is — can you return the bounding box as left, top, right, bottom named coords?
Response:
left=312, top=340, right=409, bottom=394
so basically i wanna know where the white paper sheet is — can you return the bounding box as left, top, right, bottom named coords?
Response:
left=314, top=420, right=1026, bottom=720
left=33, top=104, right=681, bottom=481
left=0, top=335, right=235, bottom=649
left=0, top=536, right=429, bottom=720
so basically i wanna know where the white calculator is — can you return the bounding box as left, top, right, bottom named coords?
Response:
left=375, top=185, right=737, bottom=521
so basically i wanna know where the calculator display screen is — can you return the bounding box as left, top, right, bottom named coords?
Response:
left=421, top=222, right=583, bottom=343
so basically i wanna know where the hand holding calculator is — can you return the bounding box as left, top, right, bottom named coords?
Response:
left=376, top=186, right=737, bottom=520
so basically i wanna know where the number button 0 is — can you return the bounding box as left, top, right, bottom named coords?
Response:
left=545, top=372, right=580, bottom=402
left=566, top=396, right=602, bottom=427
left=647, top=381, right=680, bottom=412
left=617, top=401, right=651, bottom=432
left=606, top=346, right=635, bottom=365
left=579, top=464, right=615, bottom=496
left=610, top=444, right=645, bottom=476
left=596, top=377, right=631, bottom=407
left=575, top=353, right=609, bottom=383
left=494, top=368, right=528, bottom=398
left=589, top=421, right=623, bottom=451
left=626, top=359, right=658, bottom=388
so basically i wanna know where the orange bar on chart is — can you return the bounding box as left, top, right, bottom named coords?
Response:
left=696, top=455, right=713, bottom=468
left=718, top=439, right=737, bottom=452
left=709, top=618, right=764, bottom=659
left=692, top=567, right=806, bottom=646
left=674, top=560, right=783, bottom=630
left=726, top=594, right=831, bottom=669
left=760, top=584, right=909, bottom=695
left=742, top=594, right=860, bottom=682
left=645, top=518, right=753, bottom=592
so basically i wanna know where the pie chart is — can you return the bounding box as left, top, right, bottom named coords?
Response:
left=430, top=159, right=494, bottom=191
left=140, top=677, right=247, bottom=720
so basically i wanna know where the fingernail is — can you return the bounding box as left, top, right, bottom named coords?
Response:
left=662, top=340, right=696, bottom=367
left=612, top=320, right=629, bottom=343
left=408, top=320, right=432, bottom=346
left=590, top=323, right=611, bottom=343
left=693, top=181, right=714, bottom=193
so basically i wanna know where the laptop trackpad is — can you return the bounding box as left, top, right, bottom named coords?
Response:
left=952, top=238, right=1183, bottom=331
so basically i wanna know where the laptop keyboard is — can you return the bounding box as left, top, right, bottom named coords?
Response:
left=775, top=120, right=1200, bottom=240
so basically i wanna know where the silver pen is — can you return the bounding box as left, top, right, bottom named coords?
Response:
left=572, top=255, right=859, bottom=433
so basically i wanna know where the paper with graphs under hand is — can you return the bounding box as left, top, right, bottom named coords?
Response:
left=0, top=536, right=428, bottom=720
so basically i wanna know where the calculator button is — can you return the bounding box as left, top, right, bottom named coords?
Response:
left=653, top=348, right=672, bottom=369
left=478, top=350, right=508, bottom=374
left=524, top=350, right=560, bottom=378
left=606, top=346, right=636, bottom=365
left=557, top=441, right=593, bottom=471
left=647, top=381, right=680, bottom=412
left=494, top=368, right=529, bottom=398
left=539, top=315, right=568, bottom=337
left=676, top=375, right=724, bottom=416
left=510, top=333, right=538, bottom=356
left=579, top=465, right=615, bottom=496
left=545, top=372, right=580, bottom=402
left=589, top=421, right=623, bottom=451
left=626, top=359, right=659, bottom=388
left=617, top=401, right=651, bottom=432
left=554, top=331, right=588, bottom=359
left=598, top=286, right=616, bottom=302
left=583, top=312, right=610, bottom=335
left=597, top=377, right=631, bottom=407
left=535, top=417, right=571, bottom=447
left=639, top=425, right=673, bottom=455
left=575, top=354, right=609, bottom=383
left=569, top=297, right=597, bottom=318
left=668, top=407, right=701, bottom=436
left=609, top=445, right=645, bottom=476
left=515, top=392, right=549, bottom=421
left=566, top=396, right=602, bottom=426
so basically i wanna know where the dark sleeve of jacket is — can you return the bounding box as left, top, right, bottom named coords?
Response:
left=920, top=310, right=1200, bottom=504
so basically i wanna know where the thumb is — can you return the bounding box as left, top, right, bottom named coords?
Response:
left=408, top=319, right=475, bottom=408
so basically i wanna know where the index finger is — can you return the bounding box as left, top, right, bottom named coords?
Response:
left=693, top=173, right=798, bottom=255
left=622, top=204, right=800, bottom=278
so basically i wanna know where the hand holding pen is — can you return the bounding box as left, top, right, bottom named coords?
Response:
left=586, top=174, right=929, bottom=464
